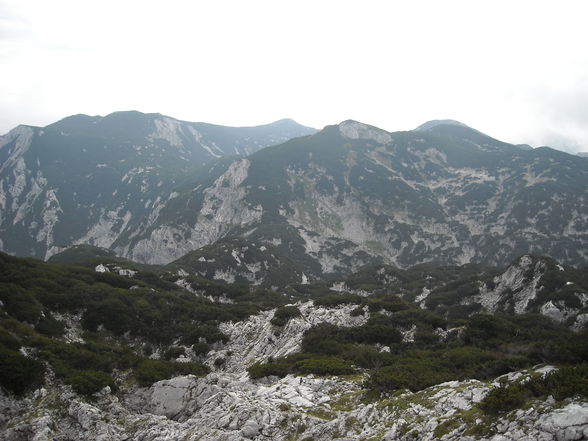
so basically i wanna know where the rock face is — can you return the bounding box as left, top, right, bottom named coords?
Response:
left=207, top=301, right=368, bottom=373
left=1, top=303, right=587, bottom=441
left=455, top=255, right=588, bottom=328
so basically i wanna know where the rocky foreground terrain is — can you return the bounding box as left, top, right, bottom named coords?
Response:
left=1, top=299, right=587, bottom=441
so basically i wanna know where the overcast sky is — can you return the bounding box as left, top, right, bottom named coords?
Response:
left=1, top=0, right=588, bottom=152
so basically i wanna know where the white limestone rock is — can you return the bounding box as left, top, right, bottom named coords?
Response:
left=339, top=120, right=392, bottom=144
left=537, top=403, right=588, bottom=439
left=148, top=375, right=202, bottom=419
left=208, top=301, right=369, bottom=373
left=240, top=419, right=261, bottom=438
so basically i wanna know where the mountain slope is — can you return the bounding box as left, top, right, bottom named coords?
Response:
left=325, top=254, right=588, bottom=329
left=123, top=120, right=588, bottom=281
left=2, top=115, right=587, bottom=280
left=0, top=111, right=316, bottom=259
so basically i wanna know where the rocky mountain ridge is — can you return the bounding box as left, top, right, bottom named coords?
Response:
left=0, top=111, right=316, bottom=259
left=133, top=119, right=588, bottom=283
left=2, top=115, right=587, bottom=281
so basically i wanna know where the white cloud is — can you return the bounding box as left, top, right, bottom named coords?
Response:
left=1, top=0, right=588, bottom=152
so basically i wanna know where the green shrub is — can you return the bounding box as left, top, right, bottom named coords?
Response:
left=38, top=340, right=108, bottom=374
left=180, top=324, right=228, bottom=345
left=67, top=370, right=115, bottom=396
left=293, top=358, right=355, bottom=376
left=192, top=342, right=210, bottom=355
left=313, top=294, right=362, bottom=307
left=135, top=359, right=175, bottom=386
left=367, top=295, right=411, bottom=313
left=301, top=324, right=348, bottom=355
left=480, top=382, right=530, bottom=415
left=526, top=364, right=588, bottom=401
left=480, top=364, right=588, bottom=415
left=357, top=324, right=403, bottom=345
left=474, top=356, right=529, bottom=379
left=414, top=328, right=440, bottom=345
left=164, top=346, right=185, bottom=360
left=367, top=358, right=450, bottom=392
left=0, top=327, right=21, bottom=350
left=82, top=296, right=137, bottom=335
left=248, top=361, right=291, bottom=379
left=462, top=314, right=516, bottom=348
left=35, top=314, right=65, bottom=337
left=94, top=271, right=135, bottom=289
left=172, top=361, right=210, bottom=377
left=392, top=309, right=446, bottom=329
left=0, top=284, right=43, bottom=323
left=300, top=321, right=404, bottom=355
left=271, top=305, right=302, bottom=327
left=134, top=359, right=209, bottom=386
left=0, top=345, right=45, bottom=395
left=441, top=346, right=496, bottom=372
left=344, top=345, right=394, bottom=369
left=144, top=344, right=153, bottom=356
left=134, top=271, right=178, bottom=291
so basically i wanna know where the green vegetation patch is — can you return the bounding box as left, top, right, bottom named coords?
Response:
left=271, top=305, right=302, bottom=327
left=250, top=308, right=588, bottom=397
left=0, top=251, right=281, bottom=396
left=0, top=344, right=45, bottom=395
left=480, top=364, right=588, bottom=415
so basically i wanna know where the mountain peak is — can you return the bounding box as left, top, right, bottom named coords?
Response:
left=269, top=118, right=298, bottom=125
left=414, top=119, right=470, bottom=132
left=264, top=118, right=316, bottom=131
left=338, top=120, right=392, bottom=144
left=413, top=119, right=513, bottom=151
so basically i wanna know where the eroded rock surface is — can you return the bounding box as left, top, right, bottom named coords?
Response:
left=1, top=304, right=587, bottom=440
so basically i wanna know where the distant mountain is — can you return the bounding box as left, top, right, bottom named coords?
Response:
left=46, top=244, right=117, bottom=265
left=0, top=111, right=316, bottom=259
left=2, top=115, right=587, bottom=283
left=124, top=119, right=588, bottom=284
left=414, top=119, right=471, bottom=131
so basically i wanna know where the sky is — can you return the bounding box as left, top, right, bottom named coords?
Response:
left=1, top=0, right=588, bottom=153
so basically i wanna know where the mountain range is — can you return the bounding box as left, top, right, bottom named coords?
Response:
left=1, top=112, right=587, bottom=286
left=0, top=111, right=316, bottom=260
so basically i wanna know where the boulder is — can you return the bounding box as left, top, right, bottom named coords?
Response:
left=240, top=419, right=261, bottom=438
